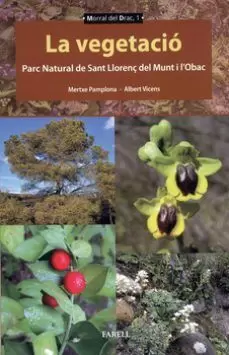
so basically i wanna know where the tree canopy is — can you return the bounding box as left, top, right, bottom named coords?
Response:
left=4, top=119, right=112, bottom=196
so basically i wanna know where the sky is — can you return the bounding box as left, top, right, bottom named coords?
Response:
left=0, top=117, right=115, bottom=194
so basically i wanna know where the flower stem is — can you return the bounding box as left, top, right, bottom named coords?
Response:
left=177, top=235, right=185, bottom=253
left=58, top=294, right=74, bottom=355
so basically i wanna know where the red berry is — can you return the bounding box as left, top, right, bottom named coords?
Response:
left=50, top=249, right=71, bottom=271
left=42, top=293, right=58, bottom=308
left=63, top=271, right=86, bottom=295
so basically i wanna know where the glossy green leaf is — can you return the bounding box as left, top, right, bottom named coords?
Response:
left=101, top=226, right=115, bottom=265
left=72, top=304, right=86, bottom=325
left=41, top=281, right=85, bottom=323
left=14, top=235, right=47, bottom=262
left=0, top=226, right=24, bottom=254
left=134, top=198, right=159, bottom=216
left=32, top=332, right=58, bottom=355
left=71, top=240, right=92, bottom=258
left=24, top=305, right=65, bottom=335
left=17, top=280, right=43, bottom=298
left=1, top=297, right=24, bottom=335
left=20, top=298, right=42, bottom=308
left=99, top=340, right=116, bottom=355
left=28, top=261, right=63, bottom=284
left=69, top=320, right=101, bottom=340
left=3, top=341, right=31, bottom=355
left=69, top=321, right=106, bottom=355
left=90, top=305, right=116, bottom=330
left=79, top=264, right=108, bottom=296
left=6, top=319, right=33, bottom=339
left=80, top=226, right=106, bottom=241
left=97, top=268, right=116, bottom=298
left=40, top=226, right=67, bottom=250
left=198, top=157, right=222, bottom=176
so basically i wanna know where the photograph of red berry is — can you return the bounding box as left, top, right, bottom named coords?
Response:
left=1, top=225, right=115, bottom=355
left=50, top=249, right=71, bottom=271
left=63, top=271, right=86, bottom=295
left=42, top=293, right=59, bottom=308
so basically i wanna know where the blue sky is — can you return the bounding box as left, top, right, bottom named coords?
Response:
left=0, top=117, right=115, bottom=194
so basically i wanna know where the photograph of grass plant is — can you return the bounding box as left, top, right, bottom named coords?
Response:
left=116, top=253, right=229, bottom=355
left=0, top=117, right=115, bottom=224
left=0, top=0, right=228, bottom=116
left=116, top=116, right=228, bottom=253
left=1, top=225, right=116, bottom=355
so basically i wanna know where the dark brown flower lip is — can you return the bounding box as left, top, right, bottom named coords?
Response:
left=157, top=204, right=177, bottom=234
left=175, top=164, right=198, bottom=196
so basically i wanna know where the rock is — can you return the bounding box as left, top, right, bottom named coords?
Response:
left=166, top=332, right=216, bottom=355
left=116, top=299, right=134, bottom=323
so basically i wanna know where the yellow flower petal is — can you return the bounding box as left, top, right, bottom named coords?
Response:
left=166, top=170, right=180, bottom=198
left=196, top=172, right=208, bottom=195
left=147, top=209, right=159, bottom=234
left=171, top=212, right=185, bottom=237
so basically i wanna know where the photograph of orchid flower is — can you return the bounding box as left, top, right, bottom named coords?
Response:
left=116, top=116, right=227, bottom=254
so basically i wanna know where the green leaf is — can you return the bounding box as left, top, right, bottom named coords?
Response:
left=97, top=268, right=116, bottom=298
left=17, top=280, right=43, bottom=298
left=90, top=305, right=116, bottom=330
left=40, top=226, right=67, bottom=250
left=72, top=304, right=86, bottom=325
left=6, top=319, right=33, bottom=339
left=134, top=198, right=159, bottom=216
left=2, top=281, right=21, bottom=300
left=1, top=297, right=24, bottom=335
left=28, top=261, right=64, bottom=284
left=20, top=298, right=42, bottom=308
left=149, top=119, right=173, bottom=150
left=101, top=226, right=115, bottom=266
left=71, top=240, right=93, bottom=258
left=27, top=226, right=47, bottom=235
left=14, top=235, right=47, bottom=262
left=0, top=226, right=24, bottom=254
left=99, top=340, right=116, bottom=355
left=69, top=320, right=101, bottom=340
left=69, top=321, right=106, bottom=355
left=197, top=157, right=222, bottom=176
left=3, top=341, right=31, bottom=355
left=41, top=281, right=85, bottom=323
left=80, top=226, right=106, bottom=241
left=79, top=264, right=108, bottom=297
left=179, top=202, right=200, bottom=218
left=24, top=305, right=65, bottom=335
left=32, top=332, right=58, bottom=355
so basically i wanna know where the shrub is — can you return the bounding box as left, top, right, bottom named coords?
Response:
left=34, top=195, right=100, bottom=224
left=0, top=194, right=32, bottom=224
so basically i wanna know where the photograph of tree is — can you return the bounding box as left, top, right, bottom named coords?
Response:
left=116, top=116, right=229, bottom=254
left=0, top=117, right=115, bottom=224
